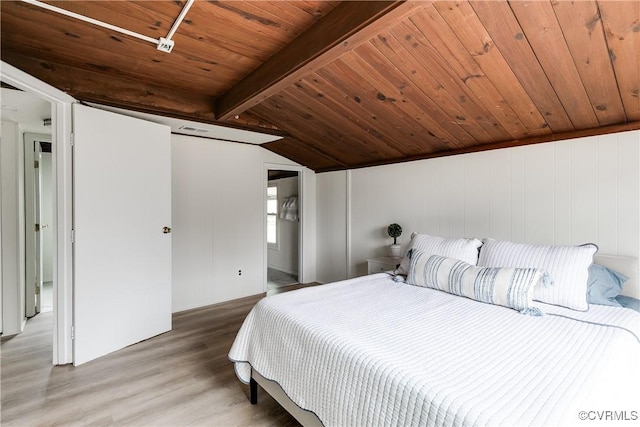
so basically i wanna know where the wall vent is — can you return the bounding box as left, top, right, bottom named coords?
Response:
left=178, top=125, right=208, bottom=133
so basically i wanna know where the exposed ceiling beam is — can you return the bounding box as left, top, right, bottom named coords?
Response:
left=2, top=52, right=285, bottom=136
left=215, top=0, right=426, bottom=120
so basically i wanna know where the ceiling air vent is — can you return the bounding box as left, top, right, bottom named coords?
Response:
left=178, top=125, right=208, bottom=133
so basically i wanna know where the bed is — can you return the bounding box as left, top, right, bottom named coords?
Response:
left=229, top=236, right=640, bottom=426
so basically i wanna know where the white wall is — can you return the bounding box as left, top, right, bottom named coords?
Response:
left=316, top=130, right=640, bottom=279
left=301, top=168, right=317, bottom=284
left=267, top=176, right=299, bottom=275
left=316, top=171, right=349, bottom=284
left=1, top=120, right=26, bottom=335
left=171, top=135, right=314, bottom=312
left=0, top=132, right=2, bottom=333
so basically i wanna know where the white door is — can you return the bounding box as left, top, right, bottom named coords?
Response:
left=34, top=142, right=42, bottom=314
left=38, top=148, right=54, bottom=312
left=24, top=134, right=47, bottom=317
left=73, top=104, right=172, bottom=366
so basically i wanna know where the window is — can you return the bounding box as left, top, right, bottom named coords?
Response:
left=267, top=184, right=278, bottom=247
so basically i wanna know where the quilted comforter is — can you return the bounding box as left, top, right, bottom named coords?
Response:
left=229, top=273, right=640, bottom=426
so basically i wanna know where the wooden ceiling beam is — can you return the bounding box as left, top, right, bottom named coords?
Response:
left=2, top=52, right=285, bottom=136
left=215, top=0, right=426, bottom=120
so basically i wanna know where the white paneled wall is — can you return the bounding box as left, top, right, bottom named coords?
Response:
left=171, top=135, right=309, bottom=312
left=1, top=121, right=26, bottom=335
left=316, top=171, right=348, bottom=284
left=316, top=131, right=639, bottom=279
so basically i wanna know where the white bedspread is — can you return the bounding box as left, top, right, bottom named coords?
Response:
left=229, top=274, right=640, bottom=426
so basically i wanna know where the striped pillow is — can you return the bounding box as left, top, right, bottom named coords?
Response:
left=407, top=250, right=550, bottom=316
left=478, top=239, right=598, bottom=311
left=395, top=233, right=483, bottom=276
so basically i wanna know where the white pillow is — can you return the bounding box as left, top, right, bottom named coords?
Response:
left=395, top=233, right=483, bottom=276
left=407, top=250, right=549, bottom=315
left=477, top=239, right=598, bottom=311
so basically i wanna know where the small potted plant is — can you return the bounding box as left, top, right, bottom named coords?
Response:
left=387, top=223, right=402, bottom=258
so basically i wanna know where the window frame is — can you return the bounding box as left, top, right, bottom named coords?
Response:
left=266, top=183, right=279, bottom=250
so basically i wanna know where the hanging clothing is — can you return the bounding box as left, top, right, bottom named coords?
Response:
left=280, top=196, right=298, bottom=221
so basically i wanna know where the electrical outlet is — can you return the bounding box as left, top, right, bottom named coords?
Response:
left=238, top=269, right=242, bottom=276
left=157, top=37, right=174, bottom=53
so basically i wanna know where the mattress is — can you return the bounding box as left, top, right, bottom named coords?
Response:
left=229, top=273, right=640, bottom=426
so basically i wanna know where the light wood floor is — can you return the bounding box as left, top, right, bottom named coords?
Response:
left=1, top=285, right=318, bottom=426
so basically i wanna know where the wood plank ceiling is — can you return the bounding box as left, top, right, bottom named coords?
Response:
left=2, top=0, right=639, bottom=172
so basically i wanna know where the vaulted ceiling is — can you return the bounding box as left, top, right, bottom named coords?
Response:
left=2, top=1, right=639, bottom=172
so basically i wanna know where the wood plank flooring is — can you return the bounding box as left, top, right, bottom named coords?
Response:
left=1, top=286, right=318, bottom=426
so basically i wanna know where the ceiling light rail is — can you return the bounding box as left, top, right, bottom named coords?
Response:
left=20, top=0, right=194, bottom=54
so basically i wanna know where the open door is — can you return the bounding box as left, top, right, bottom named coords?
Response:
left=38, top=144, right=54, bottom=312
left=24, top=134, right=49, bottom=318
left=72, top=104, right=172, bottom=365
left=34, top=141, right=42, bottom=315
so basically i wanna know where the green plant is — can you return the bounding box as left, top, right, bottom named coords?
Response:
left=387, top=223, right=402, bottom=245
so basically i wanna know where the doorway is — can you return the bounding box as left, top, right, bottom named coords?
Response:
left=0, top=86, right=54, bottom=352
left=266, top=169, right=300, bottom=291
left=2, top=60, right=76, bottom=365
left=24, top=135, right=54, bottom=316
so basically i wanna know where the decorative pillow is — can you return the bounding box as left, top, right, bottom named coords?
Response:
left=406, top=250, right=549, bottom=316
left=588, top=264, right=627, bottom=307
left=478, top=239, right=598, bottom=311
left=616, top=295, right=640, bottom=313
left=395, top=233, right=483, bottom=276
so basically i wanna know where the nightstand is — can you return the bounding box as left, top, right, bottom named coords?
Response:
left=366, top=256, right=402, bottom=275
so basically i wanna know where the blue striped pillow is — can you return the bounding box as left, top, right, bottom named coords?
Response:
left=407, top=250, right=550, bottom=316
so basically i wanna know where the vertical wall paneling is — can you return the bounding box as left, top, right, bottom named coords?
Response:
left=448, top=157, right=466, bottom=238
left=0, top=121, right=25, bottom=335
left=524, top=143, right=555, bottom=244
left=489, top=148, right=513, bottom=241
left=316, top=171, right=348, bottom=283
left=171, top=137, right=215, bottom=311
left=301, top=168, right=317, bottom=284
left=350, top=166, right=390, bottom=276
left=510, top=147, right=526, bottom=243
left=553, top=141, right=572, bottom=246
left=171, top=135, right=304, bottom=312
left=597, top=133, right=619, bottom=253
left=570, top=136, right=599, bottom=244
left=464, top=151, right=491, bottom=239
left=315, top=130, right=640, bottom=283
left=616, top=131, right=640, bottom=257
left=0, top=139, right=2, bottom=334
left=419, top=157, right=441, bottom=235
left=346, top=170, right=352, bottom=278
left=438, top=157, right=451, bottom=237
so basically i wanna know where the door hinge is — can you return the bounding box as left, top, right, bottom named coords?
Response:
left=70, top=229, right=75, bottom=243
left=34, top=160, right=39, bottom=169
left=35, top=223, right=41, bottom=232
left=70, top=133, right=75, bottom=147
left=71, top=326, right=75, bottom=340
left=35, top=285, right=41, bottom=295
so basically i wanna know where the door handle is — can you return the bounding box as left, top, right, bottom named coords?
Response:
left=162, top=226, right=172, bottom=234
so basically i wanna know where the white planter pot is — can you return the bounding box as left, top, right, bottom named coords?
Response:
left=389, top=244, right=402, bottom=258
